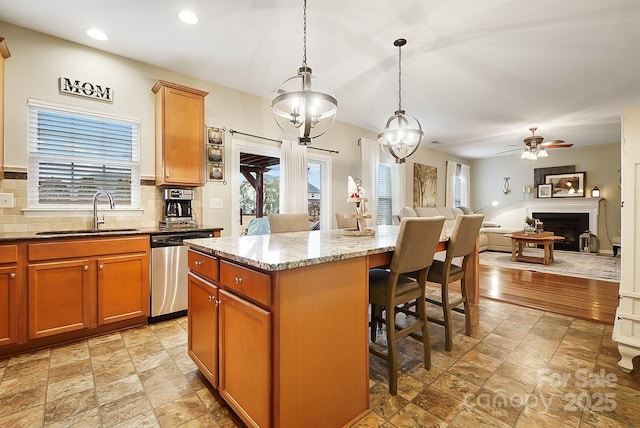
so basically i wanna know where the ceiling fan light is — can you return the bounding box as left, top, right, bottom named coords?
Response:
left=537, top=148, right=549, bottom=157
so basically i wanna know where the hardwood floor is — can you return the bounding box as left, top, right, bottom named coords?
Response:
left=478, top=264, right=619, bottom=325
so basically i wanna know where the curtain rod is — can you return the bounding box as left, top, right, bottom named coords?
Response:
left=228, top=129, right=339, bottom=154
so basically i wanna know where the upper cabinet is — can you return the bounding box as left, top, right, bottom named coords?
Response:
left=152, top=80, right=209, bottom=186
left=0, top=37, right=10, bottom=175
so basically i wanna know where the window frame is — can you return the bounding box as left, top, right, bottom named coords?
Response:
left=26, top=98, right=141, bottom=211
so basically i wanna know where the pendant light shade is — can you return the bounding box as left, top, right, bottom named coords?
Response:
left=378, top=39, right=423, bottom=163
left=271, top=0, right=337, bottom=145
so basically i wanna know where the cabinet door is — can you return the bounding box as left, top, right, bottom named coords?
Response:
left=0, top=265, right=18, bottom=346
left=97, top=253, right=150, bottom=325
left=187, top=272, right=218, bottom=387
left=162, top=87, right=205, bottom=186
left=219, top=289, right=271, bottom=428
left=28, top=259, right=92, bottom=339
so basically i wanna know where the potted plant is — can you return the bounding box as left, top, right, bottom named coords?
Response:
left=524, top=216, right=536, bottom=232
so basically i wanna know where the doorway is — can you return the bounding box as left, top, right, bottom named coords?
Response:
left=230, top=139, right=332, bottom=236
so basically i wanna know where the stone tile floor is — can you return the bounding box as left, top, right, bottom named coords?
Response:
left=1, top=292, right=639, bottom=427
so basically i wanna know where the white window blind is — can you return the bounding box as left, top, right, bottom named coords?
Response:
left=377, top=164, right=392, bottom=225
left=27, top=99, right=140, bottom=208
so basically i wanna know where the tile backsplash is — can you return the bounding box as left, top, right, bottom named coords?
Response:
left=0, top=178, right=202, bottom=233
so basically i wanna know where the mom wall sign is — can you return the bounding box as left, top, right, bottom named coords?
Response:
left=59, top=77, right=113, bottom=102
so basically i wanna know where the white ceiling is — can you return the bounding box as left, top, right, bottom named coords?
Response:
left=1, top=0, right=639, bottom=159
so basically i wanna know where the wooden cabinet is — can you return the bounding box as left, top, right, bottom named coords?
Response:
left=613, top=107, right=640, bottom=372
left=27, top=236, right=149, bottom=340
left=97, top=253, right=149, bottom=325
left=219, top=289, right=271, bottom=428
left=188, top=250, right=369, bottom=428
left=152, top=80, right=208, bottom=186
left=188, top=250, right=272, bottom=428
left=0, top=37, right=9, bottom=174
left=0, top=244, right=18, bottom=346
left=188, top=272, right=218, bottom=387
left=28, top=258, right=92, bottom=339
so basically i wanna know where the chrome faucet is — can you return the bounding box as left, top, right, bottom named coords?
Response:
left=92, top=191, right=115, bottom=231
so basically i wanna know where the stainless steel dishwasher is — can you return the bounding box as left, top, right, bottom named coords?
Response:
left=149, top=230, right=214, bottom=322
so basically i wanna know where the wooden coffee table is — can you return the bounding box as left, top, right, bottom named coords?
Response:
left=506, top=231, right=564, bottom=265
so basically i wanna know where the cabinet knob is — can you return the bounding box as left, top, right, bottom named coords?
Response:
left=195, top=260, right=202, bottom=266
left=208, top=295, right=213, bottom=302
left=84, top=265, right=89, bottom=271
left=234, top=277, right=243, bottom=284
left=99, top=264, right=104, bottom=270
left=9, top=273, right=15, bottom=279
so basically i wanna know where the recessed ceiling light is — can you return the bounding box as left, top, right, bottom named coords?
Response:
left=86, top=28, right=108, bottom=41
left=178, top=10, right=199, bottom=25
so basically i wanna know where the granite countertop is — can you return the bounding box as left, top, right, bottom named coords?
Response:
left=185, top=225, right=448, bottom=271
left=0, top=225, right=223, bottom=242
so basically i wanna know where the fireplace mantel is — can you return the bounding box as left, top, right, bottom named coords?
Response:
left=525, top=198, right=602, bottom=234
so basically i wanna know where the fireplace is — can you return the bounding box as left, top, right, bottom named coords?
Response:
left=532, top=212, right=589, bottom=251
left=524, top=198, right=600, bottom=252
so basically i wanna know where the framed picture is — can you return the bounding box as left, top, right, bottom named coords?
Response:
left=545, top=172, right=586, bottom=198
left=537, top=183, right=552, bottom=198
left=209, top=164, right=224, bottom=181
left=208, top=146, right=223, bottom=162
left=207, top=127, right=223, bottom=144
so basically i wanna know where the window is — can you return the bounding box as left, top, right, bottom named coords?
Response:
left=377, top=164, right=392, bottom=225
left=27, top=99, right=140, bottom=208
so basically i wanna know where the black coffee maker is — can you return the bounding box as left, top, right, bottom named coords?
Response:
left=161, top=188, right=195, bottom=228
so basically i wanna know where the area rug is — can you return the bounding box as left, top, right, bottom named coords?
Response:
left=479, top=249, right=620, bottom=282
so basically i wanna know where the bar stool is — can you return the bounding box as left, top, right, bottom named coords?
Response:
left=267, top=213, right=309, bottom=233
left=369, top=216, right=445, bottom=395
left=425, top=214, right=484, bottom=351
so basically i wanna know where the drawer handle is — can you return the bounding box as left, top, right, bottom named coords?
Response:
left=84, top=265, right=89, bottom=271
left=234, top=277, right=243, bottom=285
left=208, top=295, right=213, bottom=302
left=195, top=260, right=203, bottom=266
left=10, top=273, right=15, bottom=279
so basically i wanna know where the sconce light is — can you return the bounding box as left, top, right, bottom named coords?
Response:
left=503, top=177, right=511, bottom=194
left=591, top=186, right=600, bottom=198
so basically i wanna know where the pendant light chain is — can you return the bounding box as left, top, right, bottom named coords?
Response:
left=397, top=42, right=402, bottom=111
left=302, top=0, right=307, bottom=68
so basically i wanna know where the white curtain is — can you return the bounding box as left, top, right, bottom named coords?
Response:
left=390, top=161, right=406, bottom=215
left=459, top=163, right=471, bottom=208
left=280, top=140, right=308, bottom=213
left=359, top=138, right=379, bottom=226
left=445, top=161, right=471, bottom=208
left=445, top=160, right=457, bottom=207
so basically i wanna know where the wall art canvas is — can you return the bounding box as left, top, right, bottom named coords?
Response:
left=545, top=171, right=586, bottom=197
left=413, top=163, right=437, bottom=208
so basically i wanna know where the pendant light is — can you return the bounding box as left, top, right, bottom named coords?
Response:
left=378, top=38, right=423, bottom=163
left=271, top=0, right=338, bottom=145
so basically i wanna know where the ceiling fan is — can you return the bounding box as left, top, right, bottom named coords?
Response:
left=499, top=127, right=573, bottom=159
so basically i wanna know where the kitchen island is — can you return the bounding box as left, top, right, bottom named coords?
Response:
left=184, top=225, right=479, bottom=428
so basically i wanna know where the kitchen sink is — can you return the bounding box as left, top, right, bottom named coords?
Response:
left=35, top=228, right=139, bottom=235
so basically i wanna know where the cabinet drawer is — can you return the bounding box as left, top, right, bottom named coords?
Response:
left=28, top=236, right=149, bottom=262
left=220, top=260, right=270, bottom=307
left=0, top=245, right=17, bottom=264
left=188, top=249, right=218, bottom=281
